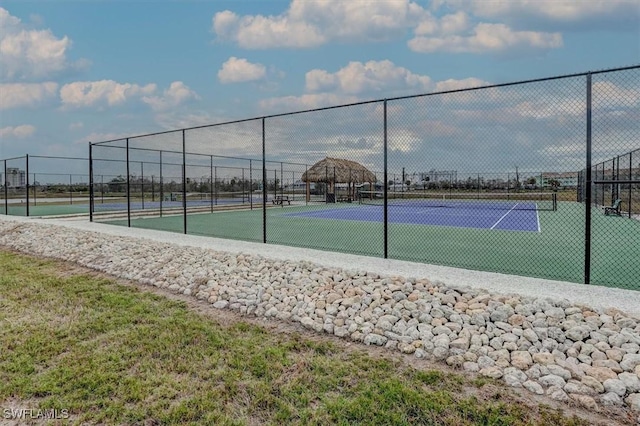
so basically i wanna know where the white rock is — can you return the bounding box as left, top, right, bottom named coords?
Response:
left=600, top=392, right=623, bottom=406
left=363, top=333, right=387, bottom=346
left=538, top=374, right=567, bottom=388
left=523, top=380, right=544, bottom=395
left=547, top=386, right=569, bottom=402
left=603, top=378, right=627, bottom=397
left=480, top=367, right=503, bottom=379
left=511, top=351, right=533, bottom=370
left=620, top=354, right=640, bottom=372
left=463, top=362, right=479, bottom=372
left=564, top=380, right=596, bottom=396
left=624, top=393, right=640, bottom=411
left=618, top=372, right=640, bottom=393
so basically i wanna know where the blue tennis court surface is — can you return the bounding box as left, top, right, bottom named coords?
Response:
left=283, top=204, right=541, bottom=232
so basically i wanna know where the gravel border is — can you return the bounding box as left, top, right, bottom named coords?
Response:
left=6, top=214, right=638, bottom=319
left=2, top=214, right=640, bottom=416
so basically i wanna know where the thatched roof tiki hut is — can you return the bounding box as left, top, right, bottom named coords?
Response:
left=301, top=157, right=377, bottom=203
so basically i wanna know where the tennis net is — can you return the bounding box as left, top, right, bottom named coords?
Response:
left=358, top=191, right=557, bottom=211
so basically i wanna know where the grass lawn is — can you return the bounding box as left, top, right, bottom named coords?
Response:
left=0, top=250, right=624, bottom=425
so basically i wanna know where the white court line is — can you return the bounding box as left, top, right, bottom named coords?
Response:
left=490, top=203, right=519, bottom=230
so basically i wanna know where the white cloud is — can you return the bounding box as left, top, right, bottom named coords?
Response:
left=153, top=112, right=222, bottom=131
left=218, top=57, right=266, bottom=83
left=69, top=121, right=83, bottom=130
left=441, top=0, right=639, bottom=28
left=212, top=0, right=427, bottom=49
left=0, top=124, right=36, bottom=138
left=0, top=82, right=58, bottom=109
left=60, top=80, right=156, bottom=109
left=440, top=11, right=470, bottom=34
left=435, top=77, right=489, bottom=92
left=259, top=93, right=359, bottom=113
left=409, top=23, right=562, bottom=53
left=264, top=60, right=493, bottom=115
left=415, top=11, right=469, bottom=35
left=0, top=7, right=85, bottom=81
left=142, top=81, right=199, bottom=111
left=592, top=81, right=640, bottom=107
left=306, top=60, right=432, bottom=95
left=79, top=132, right=131, bottom=145
left=211, top=0, right=635, bottom=57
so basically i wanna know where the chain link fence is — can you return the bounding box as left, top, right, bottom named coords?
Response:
left=0, top=155, right=90, bottom=216
left=84, top=65, right=640, bottom=289
left=2, top=156, right=28, bottom=216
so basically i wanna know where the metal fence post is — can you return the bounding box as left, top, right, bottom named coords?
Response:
left=210, top=155, right=214, bottom=212
left=25, top=154, right=30, bottom=217
left=33, top=173, right=37, bottom=207
left=305, top=164, right=308, bottom=205
left=182, top=130, right=187, bottom=234
left=629, top=151, right=633, bottom=219
left=159, top=150, right=163, bottom=217
left=141, top=161, right=145, bottom=210
left=126, top=138, right=131, bottom=227
left=383, top=99, right=388, bottom=259
left=262, top=117, right=267, bottom=244
left=3, top=160, right=6, bottom=215
left=89, top=143, right=94, bottom=222
left=584, top=73, right=592, bottom=285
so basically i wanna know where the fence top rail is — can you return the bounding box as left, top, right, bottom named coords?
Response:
left=580, top=146, right=640, bottom=174
left=30, top=155, right=89, bottom=161
left=90, top=64, right=640, bottom=147
left=1, top=155, right=28, bottom=161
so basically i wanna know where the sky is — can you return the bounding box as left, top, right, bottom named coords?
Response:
left=0, top=0, right=639, bottom=180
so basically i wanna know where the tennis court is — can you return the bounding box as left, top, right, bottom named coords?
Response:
left=282, top=192, right=556, bottom=232
left=2, top=192, right=265, bottom=216
left=102, top=197, right=640, bottom=290
left=85, top=66, right=639, bottom=291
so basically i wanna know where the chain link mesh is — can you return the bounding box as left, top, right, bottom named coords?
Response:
left=80, top=66, right=640, bottom=290
left=589, top=68, right=640, bottom=286
left=1, top=156, right=27, bottom=216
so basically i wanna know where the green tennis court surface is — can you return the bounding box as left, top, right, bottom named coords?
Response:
left=2, top=203, right=90, bottom=216
left=100, top=201, right=639, bottom=290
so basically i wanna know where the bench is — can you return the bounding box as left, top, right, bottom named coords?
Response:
left=272, top=195, right=290, bottom=205
left=604, top=199, right=622, bottom=216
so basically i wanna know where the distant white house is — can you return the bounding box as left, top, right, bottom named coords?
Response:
left=541, top=172, right=579, bottom=188
left=388, top=182, right=410, bottom=191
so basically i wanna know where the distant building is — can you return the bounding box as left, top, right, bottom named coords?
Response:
left=541, top=172, right=579, bottom=188
left=2, top=168, right=26, bottom=188
left=420, top=170, right=457, bottom=183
